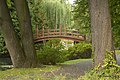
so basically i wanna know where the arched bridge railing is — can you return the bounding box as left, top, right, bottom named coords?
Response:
left=34, top=25, right=86, bottom=43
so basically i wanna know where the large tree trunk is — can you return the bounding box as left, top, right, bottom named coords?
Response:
left=89, top=0, right=113, bottom=66
left=14, top=0, right=37, bottom=67
left=0, top=0, right=26, bottom=68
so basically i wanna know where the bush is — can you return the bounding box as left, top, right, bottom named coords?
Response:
left=67, top=42, right=92, bottom=60
left=79, top=51, right=120, bottom=80
left=37, top=40, right=67, bottom=65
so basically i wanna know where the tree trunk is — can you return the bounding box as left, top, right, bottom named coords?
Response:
left=14, top=0, right=37, bottom=67
left=89, top=0, right=113, bottom=66
left=0, top=0, right=26, bottom=68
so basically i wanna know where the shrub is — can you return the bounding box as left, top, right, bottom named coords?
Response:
left=37, top=40, right=67, bottom=65
left=79, top=51, right=120, bottom=80
left=67, top=42, right=92, bottom=60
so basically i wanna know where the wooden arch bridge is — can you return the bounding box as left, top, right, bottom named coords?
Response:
left=34, top=25, right=86, bottom=43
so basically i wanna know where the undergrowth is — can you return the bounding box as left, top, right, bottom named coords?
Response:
left=78, top=51, right=120, bottom=80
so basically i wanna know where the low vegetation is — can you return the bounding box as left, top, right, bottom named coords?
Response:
left=116, top=50, right=120, bottom=54
left=0, top=51, right=120, bottom=80
left=0, top=65, right=59, bottom=79
left=37, top=40, right=92, bottom=65
left=37, top=40, right=67, bottom=65
left=67, top=42, right=92, bottom=60
left=1, top=41, right=119, bottom=80
left=79, top=51, right=120, bottom=80
left=61, top=58, right=92, bottom=65
left=0, top=58, right=91, bottom=80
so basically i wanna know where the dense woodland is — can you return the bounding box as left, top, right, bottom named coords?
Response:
left=0, top=0, right=120, bottom=79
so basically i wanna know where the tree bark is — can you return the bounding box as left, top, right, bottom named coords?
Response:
left=14, top=0, right=37, bottom=67
left=0, top=0, right=26, bottom=68
left=89, top=0, right=113, bottom=66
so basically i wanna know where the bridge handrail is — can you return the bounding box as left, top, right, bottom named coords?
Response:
left=34, top=25, right=85, bottom=41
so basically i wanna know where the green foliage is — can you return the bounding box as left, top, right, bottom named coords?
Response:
left=37, top=40, right=67, bottom=65
left=79, top=51, right=120, bottom=80
left=37, top=41, right=92, bottom=65
left=116, top=50, right=120, bottom=54
left=73, top=0, right=90, bottom=34
left=67, top=42, right=92, bottom=60
left=0, top=0, right=20, bottom=55
left=109, top=0, right=120, bottom=48
left=0, top=33, right=8, bottom=54
left=73, top=0, right=120, bottom=48
left=28, top=0, right=72, bottom=32
left=7, top=0, right=20, bottom=36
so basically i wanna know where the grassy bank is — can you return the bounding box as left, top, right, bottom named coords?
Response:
left=60, top=59, right=92, bottom=65
left=0, top=65, right=59, bottom=79
left=0, top=59, right=92, bottom=80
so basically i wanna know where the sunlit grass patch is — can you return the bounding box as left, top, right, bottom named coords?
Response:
left=51, top=75, right=67, bottom=80
left=115, top=50, right=120, bottom=54
left=60, top=59, right=92, bottom=65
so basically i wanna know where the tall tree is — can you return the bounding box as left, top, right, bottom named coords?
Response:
left=73, top=0, right=90, bottom=34
left=28, top=0, right=72, bottom=30
left=0, top=0, right=37, bottom=68
left=109, top=0, right=120, bottom=48
left=13, top=0, right=37, bottom=67
left=89, top=0, right=113, bottom=66
left=73, top=0, right=120, bottom=48
left=0, top=0, right=26, bottom=68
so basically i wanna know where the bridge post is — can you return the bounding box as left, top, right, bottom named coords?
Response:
left=77, top=34, right=79, bottom=38
left=77, top=31, right=79, bottom=38
left=64, top=25, right=67, bottom=35
left=54, top=25, right=57, bottom=35
left=36, top=24, right=39, bottom=38
left=47, top=28, right=50, bottom=36
left=59, top=25, right=62, bottom=35
left=42, top=26, right=44, bottom=37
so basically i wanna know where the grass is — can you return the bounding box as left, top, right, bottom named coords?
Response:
left=61, top=58, right=92, bottom=65
left=0, top=65, right=60, bottom=79
left=115, top=50, right=120, bottom=54
left=0, top=58, right=92, bottom=80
